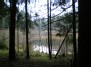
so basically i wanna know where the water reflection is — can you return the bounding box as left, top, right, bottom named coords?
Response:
left=33, top=45, right=57, bottom=54
left=31, top=38, right=73, bottom=55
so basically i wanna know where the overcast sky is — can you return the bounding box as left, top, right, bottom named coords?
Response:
left=6, top=0, right=78, bottom=20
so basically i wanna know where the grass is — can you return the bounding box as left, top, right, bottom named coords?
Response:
left=0, top=49, right=72, bottom=67
left=0, top=49, right=8, bottom=58
left=0, top=56, right=71, bottom=67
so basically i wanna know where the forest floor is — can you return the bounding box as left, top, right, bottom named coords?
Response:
left=0, top=55, right=72, bottom=67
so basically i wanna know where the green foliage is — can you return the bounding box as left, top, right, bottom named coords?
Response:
left=16, top=11, right=38, bottom=32
left=68, top=35, right=73, bottom=44
left=32, top=51, right=41, bottom=57
left=0, top=16, right=9, bottom=29
left=31, top=51, right=48, bottom=58
left=0, top=49, right=8, bottom=58
left=33, top=20, right=39, bottom=27
left=55, top=12, right=78, bottom=37
left=0, top=1, right=10, bottom=29
left=0, top=40, right=8, bottom=49
left=0, top=1, right=9, bottom=19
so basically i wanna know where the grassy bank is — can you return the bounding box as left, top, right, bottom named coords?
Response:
left=0, top=55, right=71, bottom=67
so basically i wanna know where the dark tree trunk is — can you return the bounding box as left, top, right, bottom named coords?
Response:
left=25, top=0, right=30, bottom=59
left=72, top=0, right=77, bottom=67
left=9, top=0, right=17, bottom=60
left=17, top=4, right=20, bottom=55
left=47, top=0, right=52, bottom=60
left=55, top=24, right=73, bottom=58
left=49, top=0, right=52, bottom=58
left=78, top=0, right=91, bottom=67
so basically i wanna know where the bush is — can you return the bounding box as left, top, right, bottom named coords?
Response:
left=32, top=51, right=41, bottom=57
left=68, top=35, right=73, bottom=44
left=0, top=40, right=8, bottom=49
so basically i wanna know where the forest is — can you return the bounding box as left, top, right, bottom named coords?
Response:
left=1, top=0, right=90, bottom=67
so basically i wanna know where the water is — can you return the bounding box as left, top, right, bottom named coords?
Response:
left=31, top=39, right=73, bottom=55
left=33, top=45, right=57, bottom=54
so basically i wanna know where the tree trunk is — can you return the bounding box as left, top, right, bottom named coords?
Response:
left=47, top=0, right=52, bottom=60
left=9, top=0, right=17, bottom=60
left=78, top=0, right=91, bottom=67
left=25, top=0, right=30, bottom=59
left=72, top=0, right=77, bottom=67
left=49, top=0, right=52, bottom=57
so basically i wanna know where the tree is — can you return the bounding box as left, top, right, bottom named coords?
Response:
left=9, top=0, right=17, bottom=60
left=16, top=11, right=24, bottom=55
left=54, top=12, right=78, bottom=35
left=0, top=0, right=9, bottom=19
left=0, top=0, right=9, bottom=29
left=54, top=12, right=78, bottom=58
left=78, top=0, right=91, bottom=67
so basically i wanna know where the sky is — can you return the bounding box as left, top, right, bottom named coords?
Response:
left=5, top=0, right=78, bottom=20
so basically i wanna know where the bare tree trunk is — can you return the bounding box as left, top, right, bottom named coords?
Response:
left=9, top=0, right=17, bottom=60
left=54, top=24, right=73, bottom=58
left=78, top=0, right=91, bottom=67
left=47, top=0, right=51, bottom=60
left=49, top=0, right=52, bottom=57
left=25, top=0, right=30, bottom=59
left=72, top=0, right=77, bottom=67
